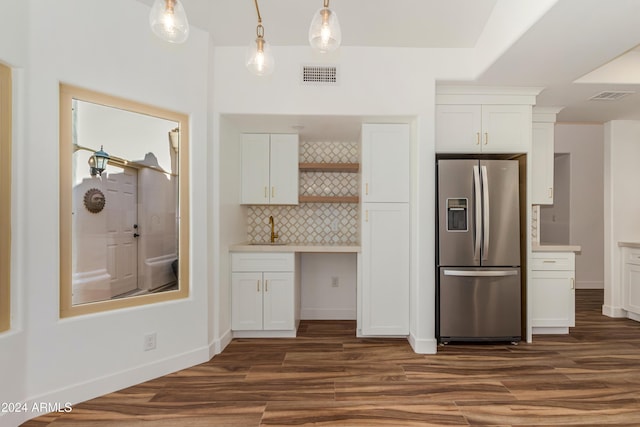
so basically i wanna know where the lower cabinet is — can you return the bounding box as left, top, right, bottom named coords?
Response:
left=361, top=202, right=410, bottom=336
left=231, top=252, right=299, bottom=337
left=622, top=247, right=640, bottom=318
left=530, top=252, right=575, bottom=334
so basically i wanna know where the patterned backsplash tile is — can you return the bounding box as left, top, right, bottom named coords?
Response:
left=248, top=140, right=360, bottom=244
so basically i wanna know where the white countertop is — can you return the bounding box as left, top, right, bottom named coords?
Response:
left=230, top=242, right=361, bottom=253
left=532, top=243, right=581, bottom=252
left=618, top=241, right=640, bottom=249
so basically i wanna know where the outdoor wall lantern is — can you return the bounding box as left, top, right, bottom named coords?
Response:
left=88, top=145, right=110, bottom=177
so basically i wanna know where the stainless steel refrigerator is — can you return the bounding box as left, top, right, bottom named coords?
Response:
left=437, top=159, right=521, bottom=343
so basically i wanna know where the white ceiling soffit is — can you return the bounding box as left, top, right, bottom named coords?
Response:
left=137, top=0, right=498, bottom=48
left=575, top=46, right=640, bottom=84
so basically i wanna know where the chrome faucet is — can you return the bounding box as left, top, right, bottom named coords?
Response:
left=269, top=215, right=279, bottom=243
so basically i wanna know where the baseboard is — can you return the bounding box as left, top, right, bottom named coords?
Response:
left=408, top=332, right=437, bottom=354
left=209, top=328, right=232, bottom=359
left=627, top=311, right=640, bottom=323
left=576, top=281, right=604, bottom=289
left=300, top=308, right=356, bottom=320
left=532, top=326, right=569, bottom=335
left=18, top=346, right=209, bottom=425
left=602, top=304, right=627, bottom=318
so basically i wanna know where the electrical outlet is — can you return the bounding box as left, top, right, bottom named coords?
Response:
left=143, top=332, right=157, bottom=351
left=331, top=276, right=339, bottom=287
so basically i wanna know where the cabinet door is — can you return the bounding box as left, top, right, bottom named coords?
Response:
left=241, top=134, right=270, bottom=204
left=435, top=105, right=482, bottom=153
left=480, top=105, right=531, bottom=153
left=530, top=270, right=575, bottom=327
left=361, top=124, right=410, bottom=203
left=231, top=272, right=264, bottom=330
left=263, top=272, right=295, bottom=330
left=623, top=262, right=640, bottom=315
left=361, top=203, right=410, bottom=335
left=531, top=122, right=555, bottom=204
left=269, top=134, right=299, bottom=205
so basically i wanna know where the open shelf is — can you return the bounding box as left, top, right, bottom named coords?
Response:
left=299, top=162, right=359, bottom=173
left=298, top=195, right=359, bottom=204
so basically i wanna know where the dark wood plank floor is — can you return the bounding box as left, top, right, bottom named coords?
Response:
left=23, top=290, right=640, bottom=426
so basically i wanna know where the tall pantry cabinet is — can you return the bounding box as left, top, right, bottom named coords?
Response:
left=360, top=124, right=410, bottom=335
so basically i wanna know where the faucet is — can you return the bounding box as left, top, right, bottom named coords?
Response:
left=269, top=215, right=279, bottom=243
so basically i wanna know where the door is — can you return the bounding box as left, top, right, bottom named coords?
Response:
left=269, top=134, right=299, bottom=205
left=480, top=160, right=520, bottom=266
left=105, top=165, right=138, bottom=297
left=480, top=105, right=531, bottom=153
left=362, top=202, right=410, bottom=335
left=361, top=124, right=410, bottom=203
left=262, top=272, right=294, bottom=330
left=232, top=272, right=264, bottom=330
left=437, top=159, right=479, bottom=267
left=435, top=105, right=482, bottom=153
left=241, top=133, right=270, bottom=204
left=439, top=267, right=521, bottom=341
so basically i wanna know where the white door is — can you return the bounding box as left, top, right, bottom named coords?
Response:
left=481, top=105, right=531, bottom=153
left=241, top=134, right=270, bottom=204
left=232, top=272, right=264, bottom=330
left=435, top=105, right=482, bottom=153
left=263, top=272, right=294, bottom=330
left=531, top=122, right=555, bottom=204
left=105, top=166, right=138, bottom=297
left=361, top=124, right=410, bottom=203
left=362, top=202, right=410, bottom=335
left=530, top=270, right=574, bottom=328
left=269, top=134, right=299, bottom=205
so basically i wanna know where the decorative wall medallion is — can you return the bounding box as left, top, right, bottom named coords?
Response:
left=84, top=188, right=106, bottom=213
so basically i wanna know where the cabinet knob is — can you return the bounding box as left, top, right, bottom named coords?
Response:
left=365, top=183, right=369, bottom=196
left=272, top=187, right=275, bottom=198
left=484, top=132, right=488, bottom=145
left=476, top=132, right=480, bottom=145
left=570, top=278, right=575, bottom=289
left=257, top=280, right=260, bottom=292
left=265, top=280, right=269, bottom=292
left=548, top=187, right=553, bottom=199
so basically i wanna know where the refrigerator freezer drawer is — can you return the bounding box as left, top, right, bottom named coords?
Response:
left=438, top=267, right=521, bottom=342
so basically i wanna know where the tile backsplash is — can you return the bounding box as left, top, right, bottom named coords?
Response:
left=247, top=140, right=360, bottom=244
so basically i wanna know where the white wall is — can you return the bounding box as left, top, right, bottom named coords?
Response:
left=604, top=120, right=640, bottom=316
left=0, top=1, right=211, bottom=424
left=212, top=46, right=474, bottom=354
left=554, top=123, right=605, bottom=289
left=300, top=254, right=357, bottom=320
left=0, top=1, right=29, bottom=422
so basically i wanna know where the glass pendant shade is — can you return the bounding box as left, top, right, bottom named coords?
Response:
left=149, top=0, right=190, bottom=44
left=309, top=6, right=341, bottom=53
left=246, top=36, right=275, bottom=76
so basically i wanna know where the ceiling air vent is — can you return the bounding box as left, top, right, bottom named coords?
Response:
left=301, top=65, right=339, bottom=86
left=589, top=91, right=634, bottom=101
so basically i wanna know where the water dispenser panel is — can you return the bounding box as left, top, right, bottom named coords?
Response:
left=446, top=198, right=468, bottom=232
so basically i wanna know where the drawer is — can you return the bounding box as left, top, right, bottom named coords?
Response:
left=231, top=252, right=295, bottom=272
left=531, top=252, right=575, bottom=271
left=625, top=248, right=640, bottom=266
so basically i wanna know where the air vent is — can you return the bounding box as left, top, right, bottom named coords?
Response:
left=589, top=91, right=634, bottom=101
left=301, top=65, right=339, bottom=86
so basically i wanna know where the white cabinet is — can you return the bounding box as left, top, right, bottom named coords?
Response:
left=530, top=252, right=575, bottom=334
left=241, top=133, right=299, bottom=205
left=361, top=124, right=410, bottom=203
left=231, top=252, right=299, bottom=337
left=435, top=105, right=531, bottom=153
left=360, top=123, right=410, bottom=336
left=531, top=122, right=555, bottom=204
left=622, top=248, right=640, bottom=317
left=361, top=203, right=410, bottom=335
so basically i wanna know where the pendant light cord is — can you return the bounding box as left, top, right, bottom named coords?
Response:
left=253, top=0, right=264, bottom=37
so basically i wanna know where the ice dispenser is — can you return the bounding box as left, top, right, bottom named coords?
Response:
left=446, top=198, right=467, bottom=232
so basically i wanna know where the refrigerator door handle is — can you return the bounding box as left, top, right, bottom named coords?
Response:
left=473, top=165, right=481, bottom=262
left=443, top=270, right=518, bottom=277
left=481, top=165, right=489, bottom=261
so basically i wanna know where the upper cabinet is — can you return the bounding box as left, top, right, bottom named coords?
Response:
left=531, top=107, right=562, bottom=205
left=241, top=133, right=299, bottom=205
left=436, top=105, right=531, bottom=153
left=435, top=86, right=540, bottom=154
left=361, top=123, right=410, bottom=203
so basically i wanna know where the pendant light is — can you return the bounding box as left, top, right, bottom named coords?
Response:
left=246, top=0, right=275, bottom=76
left=309, top=0, right=341, bottom=53
left=149, top=0, right=190, bottom=44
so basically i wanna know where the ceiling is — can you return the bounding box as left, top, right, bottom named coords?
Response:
left=138, top=0, right=640, bottom=132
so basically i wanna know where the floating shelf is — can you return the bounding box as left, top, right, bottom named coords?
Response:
left=299, top=162, right=359, bottom=173
left=298, top=195, right=359, bottom=204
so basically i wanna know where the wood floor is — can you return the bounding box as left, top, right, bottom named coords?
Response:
left=24, top=290, right=640, bottom=426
